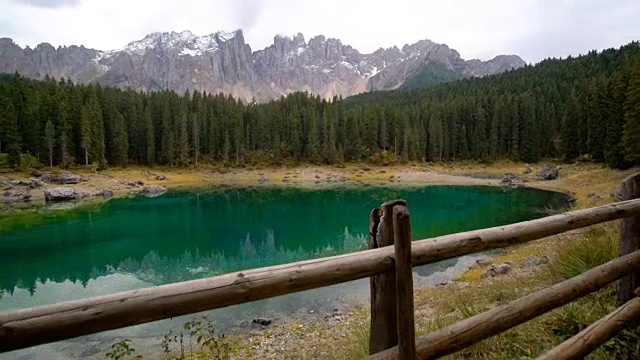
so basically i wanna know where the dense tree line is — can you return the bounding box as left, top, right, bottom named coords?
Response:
left=1, top=41, right=640, bottom=169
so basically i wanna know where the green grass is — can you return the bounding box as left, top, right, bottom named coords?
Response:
left=550, top=225, right=619, bottom=280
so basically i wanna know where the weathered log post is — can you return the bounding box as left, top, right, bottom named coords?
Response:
left=369, top=199, right=407, bottom=354
left=617, top=174, right=640, bottom=307
left=393, top=205, right=416, bottom=360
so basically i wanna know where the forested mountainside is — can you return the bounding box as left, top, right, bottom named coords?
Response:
left=0, top=41, right=639, bottom=170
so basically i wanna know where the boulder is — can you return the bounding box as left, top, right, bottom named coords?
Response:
left=40, top=172, right=87, bottom=184
left=3, top=189, right=32, bottom=203
left=44, top=187, right=86, bottom=202
left=523, top=164, right=532, bottom=174
left=14, top=177, right=44, bottom=188
left=98, top=189, right=114, bottom=198
left=537, top=165, right=559, bottom=180
left=155, top=174, right=166, bottom=180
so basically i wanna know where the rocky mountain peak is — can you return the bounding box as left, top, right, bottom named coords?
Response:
left=0, top=29, right=526, bottom=102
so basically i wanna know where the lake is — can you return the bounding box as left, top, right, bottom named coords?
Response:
left=0, top=184, right=569, bottom=359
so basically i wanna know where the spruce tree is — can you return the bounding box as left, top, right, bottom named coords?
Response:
left=44, top=119, right=55, bottom=167
left=622, top=55, right=640, bottom=163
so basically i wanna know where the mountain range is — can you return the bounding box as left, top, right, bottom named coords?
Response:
left=0, top=29, right=526, bottom=102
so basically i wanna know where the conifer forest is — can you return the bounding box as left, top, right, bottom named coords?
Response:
left=1, top=41, right=639, bottom=170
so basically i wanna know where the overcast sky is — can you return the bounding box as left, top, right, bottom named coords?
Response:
left=1, top=0, right=639, bottom=63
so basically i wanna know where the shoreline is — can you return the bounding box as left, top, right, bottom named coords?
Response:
left=1, top=161, right=576, bottom=210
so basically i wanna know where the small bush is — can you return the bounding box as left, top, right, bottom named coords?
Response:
left=550, top=225, right=618, bottom=280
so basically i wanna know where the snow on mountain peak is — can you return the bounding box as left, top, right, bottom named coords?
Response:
left=215, top=30, right=238, bottom=42
left=95, top=29, right=242, bottom=59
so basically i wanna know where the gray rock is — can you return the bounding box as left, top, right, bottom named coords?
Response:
left=155, top=174, right=166, bottom=180
left=521, top=256, right=543, bottom=268
left=142, top=185, right=167, bottom=195
left=44, top=187, right=86, bottom=202
left=477, top=258, right=492, bottom=266
left=501, top=173, right=523, bottom=188
left=537, top=165, right=559, bottom=180
left=258, top=177, right=270, bottom=183
left=0, top=32, right=525, bottom=104
left=3, top=189, right=32, bottom=203
left=102, top=189, right=114, bottom=198
left=252, top=318, right=272, bottom=326
left=14, top=177, right=44, bottom=188
left=483, top=263, right=512, bottom=278
left=40, top=172, right=87, bottom=184
left=523, top=164, right=532, bottom=174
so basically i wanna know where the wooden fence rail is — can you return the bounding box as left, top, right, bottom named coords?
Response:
left=535, top=290, right=640, bottom=360
left=366, top=249, right=640, bottom=360
left=1, top=188, right=640, bottom=356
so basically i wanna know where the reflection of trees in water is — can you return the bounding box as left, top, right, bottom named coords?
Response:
left=117, top=227, right=368, bottom=286
left=0, top=228, right=369, bottom=296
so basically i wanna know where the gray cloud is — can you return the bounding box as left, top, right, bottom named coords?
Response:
left=11, top=0, right=82, bottom=9
left=232, top=0, right=262, bottom=32
left=0, top=0, right=638, bottom=63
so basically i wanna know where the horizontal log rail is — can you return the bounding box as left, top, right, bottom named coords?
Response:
left=365, top=250, right=640, bottom=360
left=2, top=199, right=640, bottom=353
left=535, top=290, right=640, bottom=360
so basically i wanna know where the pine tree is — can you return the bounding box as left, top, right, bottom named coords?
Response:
left=561, top=90, right=581, bottom=161
left=143, top=104, right=155, bottom=165
left=307, top=107, right=320, bottom=163
left=605, top=70, right=630, bottom=168
left=518, top=92, right=538, bottom=163
left=44, top=119, right=55, bottom=167
left=111, top=110, right=129, bottom=167
left=622, top=55, right=640, bottom=163
left=1, top=97, right=20, bottom=168
left=160, top=100, right=175, bottom=165
left=428, top=114, right=444, bottom=161
left=80, top=104, right=91, bottom=166
left=87, top=87, right=106, bottom=168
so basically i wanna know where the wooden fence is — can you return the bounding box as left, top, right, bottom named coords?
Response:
left=1, top=174, right=640, bottom=359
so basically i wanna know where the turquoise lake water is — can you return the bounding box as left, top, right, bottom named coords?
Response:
left=0, top=185, right=568, bottom=359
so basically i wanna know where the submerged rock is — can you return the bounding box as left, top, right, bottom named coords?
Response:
left=44, top=187, right=86, bottom=202
left=252, top=318, right=272, bottom=326
left=142, top=185, right=167, bottom=197
left=501, top=173, right=523, bottom=188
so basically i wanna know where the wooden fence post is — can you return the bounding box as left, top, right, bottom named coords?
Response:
left=369, top=199, right=407, bottom=354
left=393, top=205, right=416, bottom=360
left=617, top=174, right=640, bottom=307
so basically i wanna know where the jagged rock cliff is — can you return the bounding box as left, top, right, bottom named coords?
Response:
left=0, top=29, right=526, bottom=102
